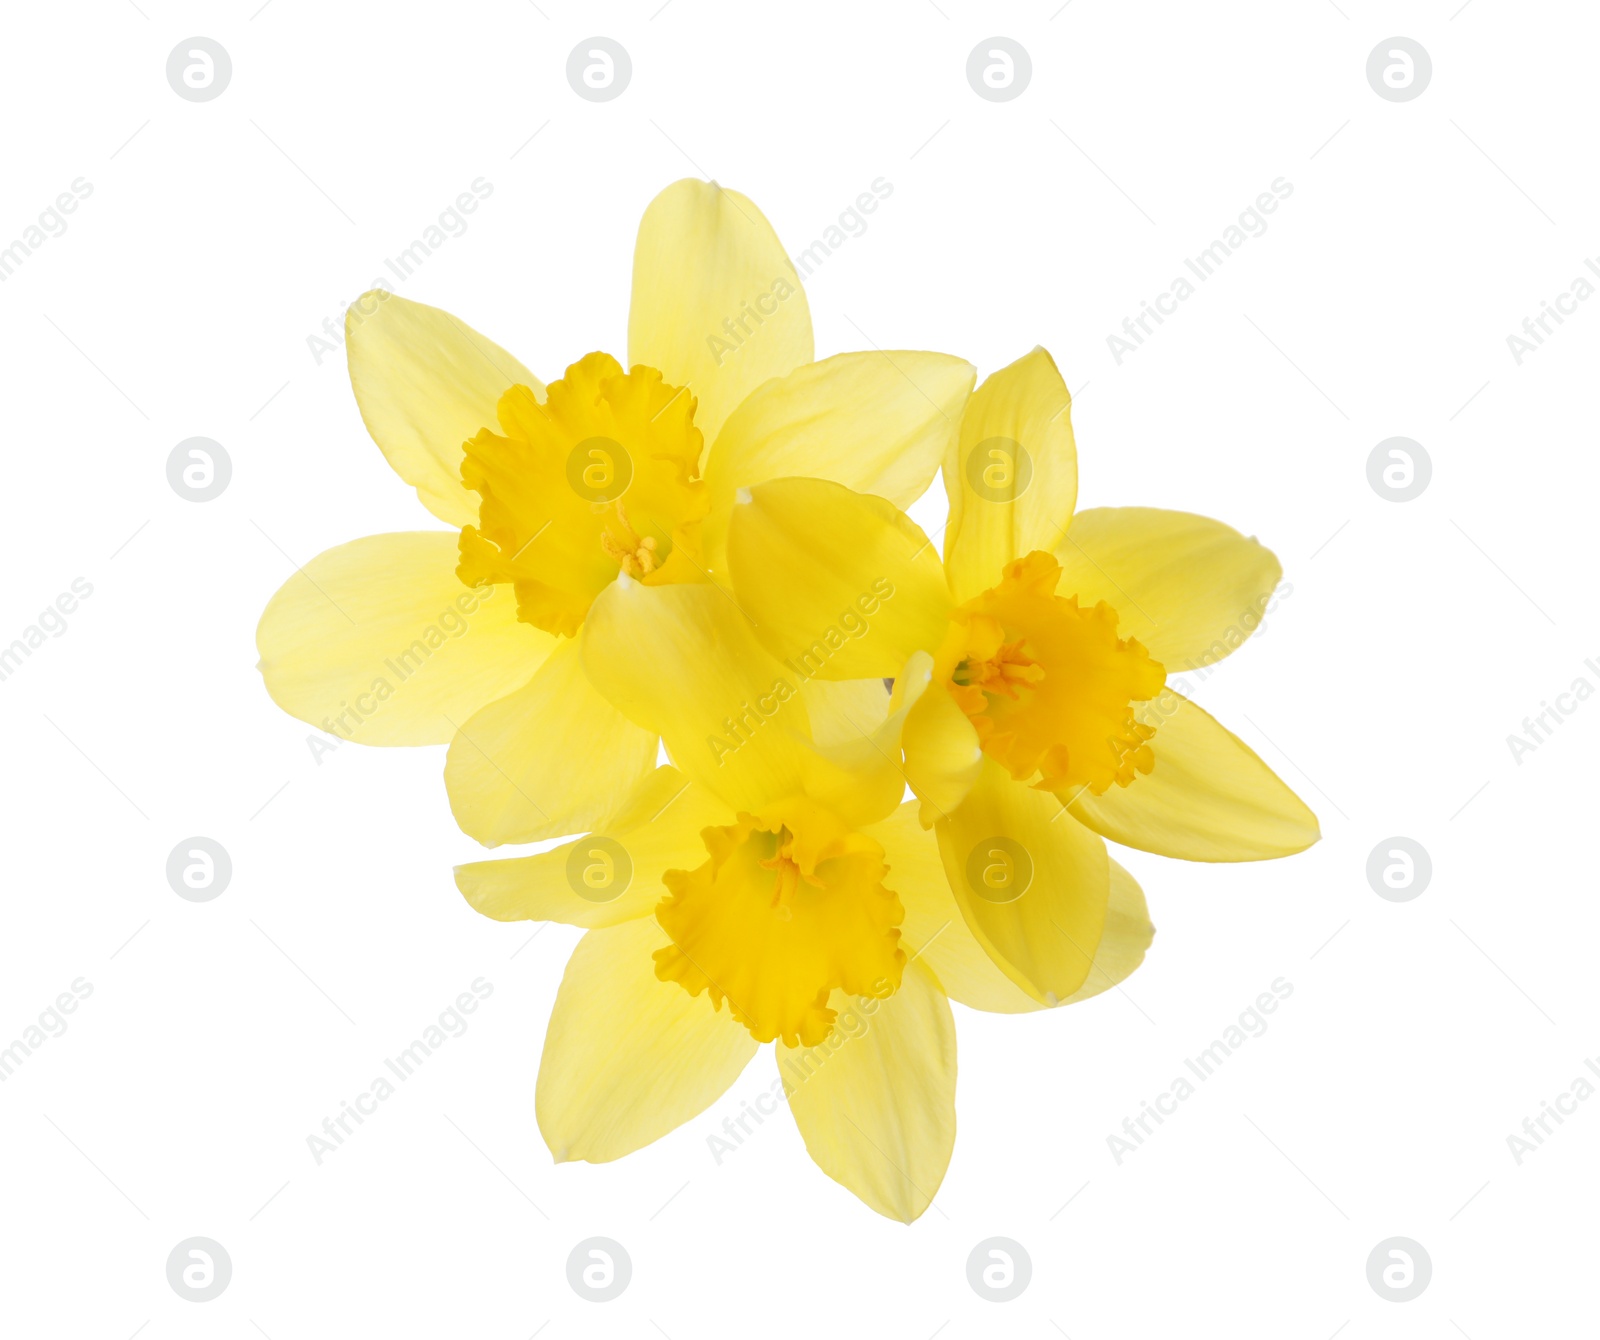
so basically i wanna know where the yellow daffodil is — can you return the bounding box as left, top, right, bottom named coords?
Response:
left=722, top=346, right=1320, bottom=1007
left=253, top=174, right=1317, bottom=1226
left=255, top=179, right=974, bottom=846
left=455, top=580, right=1157, bottom=1221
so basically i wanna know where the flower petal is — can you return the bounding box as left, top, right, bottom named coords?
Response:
left=1054, top=507, right=1283, bottom=671
left=255, top=532, right=550, bottom=746
left=876, top=800, right=1153, bottom=1012
left=537, top=917, right=759, bottom=1163
left=800, top=678, right=893, bottom=744
left=778, top=959, right=955, bottom=1223
left=1068, top=858, right=1156, bottom=1005
left=1068, top=691, right=1320, bottom=861
left=896, top=659, right=983, bottom=825
left=934, top=759, right=1110, bottom=1003
left=629, top=179, right=813, bottom=446
left=445, top=634, right=658, bottom=846
left=454, top=768, right=726, bottom=927
left=583, top=576, right=808, bottom=813
left=700, top=350, right=974, bottom=571
left=346, top=292, right=541, bottom=528
left=796, top=653, right=933, bottom=829
left=727, top=477, right=952, bottom=679
left=943, top=347, right=1079, bottom=603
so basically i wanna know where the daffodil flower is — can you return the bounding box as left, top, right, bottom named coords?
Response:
left=255, top=179, right=974, bottom=845
left=721, top=347, right=1320, bottom=1006
left=454, top=578, right=1157, bottom=1221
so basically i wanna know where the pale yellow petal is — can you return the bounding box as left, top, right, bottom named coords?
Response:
left=445, top=634, right=658, bottom=846
left=934, top=759, right=1109, bottom=1003
left=1065, top=858, right=1156, bottom=1005
left=455, top=768, right=728, bottom=927
left=346, top=292, right=542, bottom=527
left=800, top=678, right=893, bottom=746
left=727, top=477, right=952, bottom=680
left=1054, top=507, right=1283, bottom=671
left=943, top=347, right=1079, bottom=603
left=537, top=917, right=758, bottom=1163
left=895, top=658, right=983, bottom=825
left=874, top=802, right=1150, bottom=1012
left=796, top=652, right=932, bottom=830
left=700, top=350, right=975, bottom=571
left=582, top=576, right=809, bottom=813
left=255, top=531, right=551, bottom=746
left=778, top=960, right=955, bottom=1223
left=1069, top=691, right=1320, bottom=861
left=869, top=800, right=1040, bottom=1012
left=629, top=179, right=812, bottom=446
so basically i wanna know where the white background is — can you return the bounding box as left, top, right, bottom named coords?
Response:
left=2, top=1, right=1595, bottom=1335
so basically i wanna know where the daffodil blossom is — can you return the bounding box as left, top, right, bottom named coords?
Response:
left=453, top=588, right=1157, bottom=1220
left=255, top=179, right=974, bottom=846
left=721, top=347, right=1320, bottom=1006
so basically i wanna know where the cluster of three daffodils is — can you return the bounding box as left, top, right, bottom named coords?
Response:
left=257, top=179, right=1317, bottom=1222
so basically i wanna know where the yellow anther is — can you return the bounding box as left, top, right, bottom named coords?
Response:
left=940, top=551, right=1166, bottom=799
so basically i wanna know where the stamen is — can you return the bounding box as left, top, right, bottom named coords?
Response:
left=941, top=551, right=1166, bottom=798
left=454, top=352, right=707, bottom=635
left=599, top=499, right=662, bottom=578
left=653, top=809, right=904, bottom=1048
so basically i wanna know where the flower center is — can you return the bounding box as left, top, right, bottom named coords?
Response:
left=758, top=833, right=813, bottom=919
left=951, top=630, right=1045, bottom=698
left=653, top=799, right=904, bottom=1048
left=938, top=550, right=1167, bottom=799
left=456, top=351, right=708, bottom=636
left=598, top=499, right=660, bottom=579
